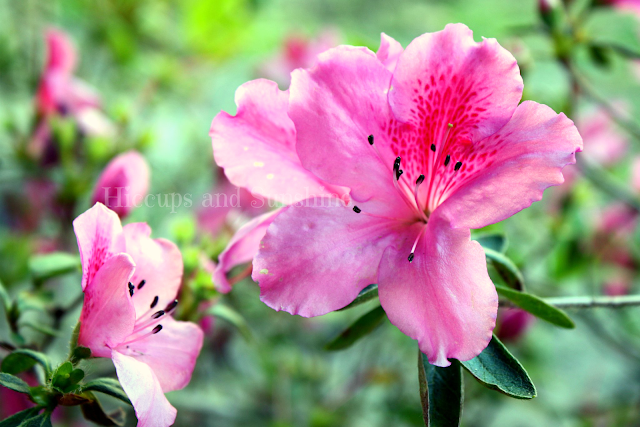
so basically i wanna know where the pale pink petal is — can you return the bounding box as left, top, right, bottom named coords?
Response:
left=437, top=101, right=582, bottom=229
left=214, top=209, right=281, bottom=293
left=290, top=46, right=412, bottom=216
left=254, top=200, right=402, bottom=317
left=73, top=203, right=125, bottom=291
left=91, top=151, right=150, bottom=218
left=45, top=28, right=76, bottom=75
left=210, top=79, right=343, bottom=204
left=115, top=317, right=203, bottom=393
left=112, top=352, right=177, bottom=427
left=376, top=33, right=403, bottom=72
left=122, top=223, right=183, bottom=319
left=388, top=24, right=523, bottom=166
left=78, top=254, right=136, bottom=358
left=378, top=213, right=497, bottom=367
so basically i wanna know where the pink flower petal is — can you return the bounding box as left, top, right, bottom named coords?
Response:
left=376, top=32, right=403, bottom=72
left=255, top=200, right=402, bottom=317
left=73, top=203, right=125, bottom=291
left=388, top=24, right=523, bottom=182
left=378, top=213, right=498, bottom=366
left=112, top=352, right=177, bottom=427
left=214, top=209, right=281, bottom=293
left=92, top=151, right=150, bottom=218
left=115, top=317, right=203, bottom=393
left=437, top=101, right=582, bottom=229
left=210, top=79, right=342, bottom=205
left=45, top=28, right=77, bottom=75
left=78, top=254, right=136, bottom=358
left=289, top=46, right=412, bottom=216
left=122, top=223, right=183, bottom=319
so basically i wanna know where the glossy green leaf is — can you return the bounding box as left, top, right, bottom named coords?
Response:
left=82, top=378, right=131, bottom=406
left=29, top=252, right=80, bottom=282
left=496, top=285, right=575, bottom=329
left=4, top=349, right=53, bottom=378
left=20, top=412, right=52, bottom=427
left=208, top=304, right=252, bottom=341
left=70, top=346, right=92, bottom=365
left=338, top=284, right=379, bottom=311
left=0, top=408, right=41, bottom=427
left=475, top=233, right=507, bottom=253
left=418, top=352, right=463, bottom=427
left=0, top=372, right=30, bottom=394
left=484, top=247, right=525, bottom=291
left=81, top=394, right=126, bottom=426
left=325, top=305, right=386, bottom=351
left=1, top=352, right=37, bottom=375
left=460, top=335, right=536, bottom=399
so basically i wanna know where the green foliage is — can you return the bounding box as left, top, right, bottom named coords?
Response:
left=475, top=233, right=508, bottom=253
left=28, top=252, right=81, bottom=283
left=461, top=335, right=536, bottom=399
left=3, top=349, right=53, bottom=378
left=80, top=394, right=126, bottom=426
left=0, top=408, right=42, bottom=427
left=484, top=248, right=525, bottom=291
left=338, top=284, right=379, bottom=311
left=496, top=285, right=576, bottom=329
left=81, top=378, right=132, bottom=406
left=0, top=372, right=31, bottom=394
left=208, top=303, right=253, bottom=341
left=325, top=305, right=387, bottom=351
left=51, top=362, right=85, bottom=393
left=418, top=352, right=463, bottom=427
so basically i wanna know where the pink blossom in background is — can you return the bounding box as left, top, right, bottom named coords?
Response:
left=218, top=24, right=583, bottom=366
left=604, top=279, right=630, bottom=296
left=91, top=151, right=150, bottom=218
left=496, top=309, right=535, bottom=343
left=575, top=107, right=628, bottom=166
left=30, top=28, right=115, bottom=159
left=608, top=0, right=640, bottom=17
left=73, top=203, right=203, bottom=427
left=258, top=29, right=340, bottom=85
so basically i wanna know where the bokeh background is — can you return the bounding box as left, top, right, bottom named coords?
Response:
left=2, top=0, right=640, bottom=425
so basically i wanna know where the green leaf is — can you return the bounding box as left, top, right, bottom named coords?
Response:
left=19, top=321, right=59, bottom=337
left=475, top=233, right=507, bottom=253
left=29, top=252, right=80, bottom=283
left=70, top=346, right=92, bottom=365
left=1, top=353, right=37, bottom=375
left=0, top=372, right=31, bottom=394
left=338, top=284, right=379, bottom=311
left=418, top=351, right=463, bottom=427
left=484, top=248, right=525, bottom=291
left=495, top=285, right=575, bottom=329
left=4, top=350, right=53, bottom=378
left=82, top=378, right=131, bottom=406
left=0, top=280, right=10, bottom=312
left=208, top=304, right=253, bottom=341
left=0, top=408, right=41, bottom=427
left=20, top=412, right=52, bottom=427
left=460, top=335, right=536, bottom=399
left=325, top=305, right=386, bottom=351
left=81, top=395, right=126, bottom=426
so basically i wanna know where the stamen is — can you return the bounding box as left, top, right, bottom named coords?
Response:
left=454, top=161, right=462, bottom=171
left=353, top=206, right=361, bottom=213
left=368, top=135, right=374, bottom=145
left=152, top=310, right=165, bottom=319
left=153, top=325, right=162, bottom=334
left=165, top=299, right=179, bottom=312
left=444, top=155, right=450, bottom=167
left=408, top=225, right=427, bottom=263
left=128, top=282, right=134, bottom=297
left=150, top=296, right=159, bottom=309
left=413, top=174, right=428, bottom=222
left=430, top=144, right=436, bottom=152
left=118, top=324, right=163, bottom=347
left=138, top=280, right=146, bottom=289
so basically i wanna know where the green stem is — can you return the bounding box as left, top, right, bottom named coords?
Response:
left=542, top=294, right=640, bottom=309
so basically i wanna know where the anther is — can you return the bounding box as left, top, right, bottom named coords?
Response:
left=448, top=123, right=453, bottom=128
left=368, top=135, right=374, bottom=145
left=408, top=253, right=415, bottom=263
left=393, top=156, right=401, bottom=170
left=430, top=144, right=436, bottom=152
left=128, top=282, right=134, bottom=297
left=353, top=206, right=361, bottom=213
left=150, top=296, right=159, bottom=309
left=396, top=169, right=403, bottom=180
left=138, top=280, right=146, bottom=289
left=152, top=325, right=163, bottom=334
left=416, top=174, right=425, bottom=185
left=165, top=299, right=179, bottom=312
left=454, top=161, right=462, bottom=171
left=444, top=155, right=450, bottom=167
left=152, top=310, right=165, bottom=319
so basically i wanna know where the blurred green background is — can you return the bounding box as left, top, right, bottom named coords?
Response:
left=2, top=0, right=640, bottom=425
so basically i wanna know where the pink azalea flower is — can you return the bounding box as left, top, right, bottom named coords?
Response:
left=495, top=309, right=535, bottom=343
left=575, top=106, right=628, bottom=166
left=607, top=0, right=640, bottom=17
left=221, top=24, right=582, bottom=366
left=91, top=151, right=150, bottom=218
left=30, top=28, right=114, bottom=159
left=73, top=203, right=203, bottom=427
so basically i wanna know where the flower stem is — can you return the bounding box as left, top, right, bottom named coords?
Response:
left=542, top=294, right=640, bottom=309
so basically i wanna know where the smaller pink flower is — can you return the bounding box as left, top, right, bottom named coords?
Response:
left=74, top=203, right=203, bottom=427
left=496, top=309, right=535, bottom=342
left=91, top=151, right=150, bottom=218
left=604, top=280, right=630, bottom=296
left=607, top=0, right=640, bottom=18
left=30, top=28, right=114, bottom=159
left=576, top=106, right=628, bottom=166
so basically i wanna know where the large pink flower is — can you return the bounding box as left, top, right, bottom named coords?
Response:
left=73, top=203, right=203, bottom=427
left=91, top=151, right=150, bottom=218
left=30, top=28, right=114, bottom=158
left=235, top=24, right=582, bottom=366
